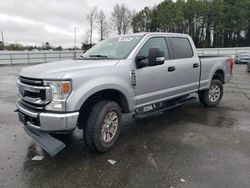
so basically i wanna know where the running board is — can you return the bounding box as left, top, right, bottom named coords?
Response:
left=133, top=96, right=197, bottom=119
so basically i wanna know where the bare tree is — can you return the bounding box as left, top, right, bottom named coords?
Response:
left=112, top=4, right=123, bottom=35
left=111, top=4, right=132, bottom=35
left=86, top=7, right=97, bottom=45
left=83, top=30, right=90, bottom=44
left=97, top=9, right=107, bottom=41
left=122, top=8, right=133, bottom=34
left=105, top=22, right=113, bottom=38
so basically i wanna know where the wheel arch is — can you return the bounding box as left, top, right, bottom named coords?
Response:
left=212, top=69, right=225, bottom=84
left=77, top=89, right=130, bottom=128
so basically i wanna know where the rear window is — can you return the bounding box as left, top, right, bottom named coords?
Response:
left=169, top=37, right=193, bottom=59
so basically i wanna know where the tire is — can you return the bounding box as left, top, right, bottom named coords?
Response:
left=198, top=79, right=223, bottom=107
left=84, top=100, right=122, bottom=152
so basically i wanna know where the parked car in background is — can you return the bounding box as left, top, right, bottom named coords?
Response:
left=235, top=52, right=250, bottom=64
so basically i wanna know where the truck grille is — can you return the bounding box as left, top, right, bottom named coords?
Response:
left=17, top=77, right=51, bottom=110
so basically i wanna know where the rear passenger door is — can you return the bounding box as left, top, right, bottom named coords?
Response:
left=167, top=37, right=200, bottom=95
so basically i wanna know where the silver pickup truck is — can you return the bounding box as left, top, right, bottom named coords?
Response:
left=16, top=32, right=234, bottom=156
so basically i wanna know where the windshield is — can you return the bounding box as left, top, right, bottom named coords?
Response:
left=81, top=35, right=143, bottom=59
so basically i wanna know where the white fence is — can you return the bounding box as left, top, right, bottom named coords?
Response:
left=0, top=50, right=83, bottom=65
left=0, top=47, right=250, bottom=65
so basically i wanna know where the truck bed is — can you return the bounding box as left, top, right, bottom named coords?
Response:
left=198, top=55, right=233, bottom=90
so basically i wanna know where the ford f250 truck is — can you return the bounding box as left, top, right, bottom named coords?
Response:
left=16, top=33, right=234, bottom=156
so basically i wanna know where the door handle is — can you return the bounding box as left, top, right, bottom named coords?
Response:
left=193, top=63, right=199, bottom=68
left=168, top=66, right=176, bottom=72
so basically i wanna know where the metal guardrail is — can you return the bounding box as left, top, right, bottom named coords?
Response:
left=0, top=47, right=250, bottom=65
left=0, top=50, right=83, bottom=65
left=196, top=47, right=250, bottom=56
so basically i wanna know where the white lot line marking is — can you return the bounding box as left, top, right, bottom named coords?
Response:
left=108, top=159, right=117, bottom=165
left=32, top=156, right=44, bottom=161
left=148, top=153, right=158, bottom=170
left=180, top=178, right=186, bottom=182
left=143, top=140, right=148, bottom=149
left=143, top=141, right=158, bottom=170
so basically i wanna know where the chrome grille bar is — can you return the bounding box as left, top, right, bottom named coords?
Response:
left=19, top=77, right=42, bottom=85
left=17, top=78, right=51, bottom=106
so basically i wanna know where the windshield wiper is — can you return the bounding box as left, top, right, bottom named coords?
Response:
left=89, top=54, right=109, bottom=59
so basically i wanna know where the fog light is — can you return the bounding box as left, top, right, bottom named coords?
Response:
left=52, top=101, right=64, bottom=109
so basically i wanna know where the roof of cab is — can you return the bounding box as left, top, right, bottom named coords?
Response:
left=115, top=32, right=190, bottom=38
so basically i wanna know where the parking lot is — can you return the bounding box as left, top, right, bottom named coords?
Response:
left=0, top=64, right=250, bottom=188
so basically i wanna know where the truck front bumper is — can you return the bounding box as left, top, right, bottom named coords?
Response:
left=16, top=99, right=79, bottom=132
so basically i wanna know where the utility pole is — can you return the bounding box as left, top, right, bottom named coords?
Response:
left=74, top=27, right=76, bottom=59
left=1, top=29, right=4, bottom=47
left=74, top=27, right=76, bottom=50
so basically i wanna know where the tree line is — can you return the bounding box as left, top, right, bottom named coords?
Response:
left=85, top=0, right=250, bottom=48
left=0, top=41, right=75, bottom=51
left=131, top=0, right=250, bottom=48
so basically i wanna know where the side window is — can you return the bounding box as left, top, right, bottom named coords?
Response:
left=169, top=37, right=194, bottom=59
left=137, top=37, right=169, bottom=64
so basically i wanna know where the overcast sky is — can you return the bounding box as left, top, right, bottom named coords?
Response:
left=0, top=0, right=163, bottom=48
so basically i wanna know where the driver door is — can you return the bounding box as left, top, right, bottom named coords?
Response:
left=135, top=37, right=177, bottom=108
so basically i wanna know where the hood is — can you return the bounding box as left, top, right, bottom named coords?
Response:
left=19, top=59, right=119, bottom=79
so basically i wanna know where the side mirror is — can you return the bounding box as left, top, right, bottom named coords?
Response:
left=148, top=47, right=165, bottom=66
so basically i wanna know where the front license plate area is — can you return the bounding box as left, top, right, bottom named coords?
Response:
left=18, top=112, right=26, bottom=125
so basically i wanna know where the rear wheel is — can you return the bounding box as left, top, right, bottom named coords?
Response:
left=198, top=79, right=223, bottom=107
left=84, top=100, right=122, bottom=152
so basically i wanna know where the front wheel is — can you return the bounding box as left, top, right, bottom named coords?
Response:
left=84, top=100, right=122, bottom=152
left=199, top=79, right=223, bottom=107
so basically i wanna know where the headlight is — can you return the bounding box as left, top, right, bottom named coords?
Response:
left=44, top=80, right=72, bottom=111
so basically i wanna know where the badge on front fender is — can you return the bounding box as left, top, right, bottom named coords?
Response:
left=130, top=70, right=136, bottom=89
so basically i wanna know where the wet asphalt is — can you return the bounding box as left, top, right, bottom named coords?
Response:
left=0, top=64, right=250, bottom=188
